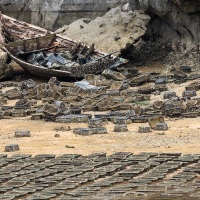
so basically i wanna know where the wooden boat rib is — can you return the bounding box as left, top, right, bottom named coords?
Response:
left=0, top=13, right=128, bottom=79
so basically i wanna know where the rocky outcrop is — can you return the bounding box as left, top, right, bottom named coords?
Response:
left=118, top=0, right=200, bottom=69
left=0, top=0, right=129, bottom=30
left=129, top=0, right=200, bottom=44
left=170, top=0, right=200, bottom=13
left=0, top=0, right=199, bottom=43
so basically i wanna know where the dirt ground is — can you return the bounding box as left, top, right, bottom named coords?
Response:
left=1, top=116, right=200, bottom=156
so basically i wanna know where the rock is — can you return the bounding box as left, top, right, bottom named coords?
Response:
left=163, top=91, right=177, bottom=99
left=174, top=70, right=187, bottom=79
left=0, top=0, right=129, bottom=30
left=170, top=0, right=200, bottom=13
left=0, top=51, right=13, bottom=80
left=114, top=124, right=128, bottom=132
left=57, top=7, right=150, bottom=53
left=54, top=134, right=60, bottom=137
left=155, top=123, right=168, bottom=131
left=148, top=116, right=165, bottom=129
left=182, top=90, right=197, bottom=97
left=12, top=109, right=27, bottom=117
left=138, top=126, right=151, bottom=133
left=73, top=128, right=107, bottom=135
left=102, top=70, right=125, bottom=81
left=15, top=130, right=31, bottom=138
left=113, top=117, right=128, bottom=124
left=88, top=118, right=104, bottom=128
left=65, top=145, right=75, bottom=148
left=56, top=115, right=89, bottom=123
left=122, top=3, right=131, bottom=12
left=155, top=78, right=167, bottom=85
left=31, top=113, right=43, bottom=120
left=53, top=126, right=69, bottom=132
left=5, top=144, right=19, bottom=152
left=110, top=81, right=124, bottom=91
left=21, top=79, right=37, bottom=90
left=180, top=65, right=192, bottom=73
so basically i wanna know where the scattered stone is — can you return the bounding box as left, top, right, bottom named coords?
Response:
left=114, top=124, right=128, bottom=132
left=54, top=134, right=60, bottom=137
left=102, top=69, right=125, bottom=81
left=182, top=90, right=197, bottom=97
left=113, top=117, right=128, bottom=124
left=53, top=126, right=70, bottom=132
left=0, top=111, right=4, bottom=119
left=174, top=70, right=187, bottom=79
left=0, top=97, right=7, bottom=104
left=31, top=113, right=43, bottom=120
left=157, top=132, right=165, bottom=135
left=12, top=109, right=27, bottom=117
left=180, top=66, right=191, bottom=73
left=155, top=123, right=168, bottom=131
left=65, top=145, right=75, bottom=148
left=73, top=128, right=107, bottom=135
left=88, top=118, right=104, bottom=128
left=21, top=79, right=37, bottom=90
left=5, top=144, right=19, bottom=152
left=131, top=116, right=148, bottom=123
left=14, top=130, right=31, bottom=138
left=148, top=116, right=165, bottom=129
left=129, top=74, right=150, bottom=86
left=56, top=115, right=89, bottom=123
left=163, top=91, right=177, bottom=99
left=138, top=126, right=151, bottom=133
left=182, top=112, right=198, bottom=118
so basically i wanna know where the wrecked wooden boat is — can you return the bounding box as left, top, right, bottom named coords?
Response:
left=0, top=14, right=128, bottom=79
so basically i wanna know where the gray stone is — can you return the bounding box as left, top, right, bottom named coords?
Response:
left=182, top=90, right=197, bottom=97
left=12, top=109, right=27, bottom=117
left=0, top=51, right=13, bottom=80
left=155, top=123, right=168, bottom=130
left=56, top=115, right=89, bottom=123
left=163, top=91, right=177, bottom=99
left=138, top=126, right=151, bottom=133
left=113, top=117, right=128, bottom=124
left=114, top=124, right=128, bottom=132
left=54, top=134, right=60, bottom=137
left=73, top=128, right=107, bottom=135
left=5, top=144, right=20, bottom=152
left=88, top=118, right=104, bottom=128
left=31, top=113, right=43, bottom=120
left=14, top=130, right=31, bottom=138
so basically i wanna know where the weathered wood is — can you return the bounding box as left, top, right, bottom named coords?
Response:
left=0, top=13, right=128, bottom=79
left=85, top=43, right=95, bottom=58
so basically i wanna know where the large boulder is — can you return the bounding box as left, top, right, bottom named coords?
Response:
left=0, top=50, right=13, bottom=80
left=56, top=6, right=150, bottom=53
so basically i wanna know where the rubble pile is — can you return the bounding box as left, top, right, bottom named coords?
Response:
left=1, top=63, right=200, bottom=135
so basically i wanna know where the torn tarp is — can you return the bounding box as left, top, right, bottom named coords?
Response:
left=75, top=80, right=100, bottom=91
